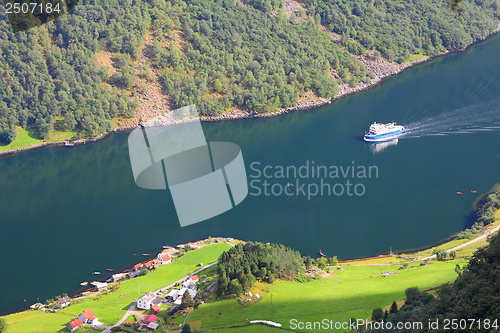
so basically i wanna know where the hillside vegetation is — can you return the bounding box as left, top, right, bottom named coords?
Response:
left=0, top=0, right=499, bottom=143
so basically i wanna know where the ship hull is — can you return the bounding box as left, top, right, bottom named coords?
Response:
left=364, top=128, right=405, bottom=142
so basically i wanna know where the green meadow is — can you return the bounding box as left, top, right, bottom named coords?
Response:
left=0, top=126, right=77, bottom=152
left=2, top=310, right=100, bottom=333
left=190, top=260, right=465, bottom=332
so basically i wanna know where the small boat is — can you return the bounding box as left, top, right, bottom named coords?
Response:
left=106, top=269, right=114, bottom=272
left=471, top=190, right=478, bottom=193
left=364, top=122, right=405, bottom=142
left=142, top=253, right=150, bottom=256
left=80, top=281, right=88, bottom=286
left=457, top=192, right=463, bottom=195
left=319, top=249, right=326, bottom=257
left=64, top=141, right=75, bottom=147
left=92, top=272, right=101, bottom=275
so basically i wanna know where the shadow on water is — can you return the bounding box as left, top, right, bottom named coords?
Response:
left=462, top=210, right=480, bottom=230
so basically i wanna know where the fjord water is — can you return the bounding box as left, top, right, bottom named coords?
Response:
left=2, top=35, right=500, bottom=315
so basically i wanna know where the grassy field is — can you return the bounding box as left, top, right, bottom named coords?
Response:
left=407, top=53, right=426, bottom=62
left=189, top=260, right=464, bottom=332
left=2, top=310, right=101, bottom=333
left=2, top=243, right=231, bottom=332
left=0, top=126, right=77, bottom=152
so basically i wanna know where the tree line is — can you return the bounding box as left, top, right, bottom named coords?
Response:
left=300, top=0, right=500, bottom=63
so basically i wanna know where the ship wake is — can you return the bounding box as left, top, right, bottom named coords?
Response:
left=402, top=99, right=500, bottom=139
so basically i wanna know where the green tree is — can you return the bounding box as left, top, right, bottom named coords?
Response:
left=180, top=290, right=192, bottom=310
left=214, top=79, right=223, bottom=93
left=0, top=318, right=7, bottom=332
left=371, top=307, right=384, bottom=322
left=433, top=249, right=447, bottom=261
left=327, top=256, right=339, bottom=266
left=181, top=323, right=192, bottom=333
left=305, top=256, right=313, bottom=270
left=257, top=267, right=267, bottom=279
left=390, top=301, right=398, bottom=314
left=229, top=278, right=243, bottom=296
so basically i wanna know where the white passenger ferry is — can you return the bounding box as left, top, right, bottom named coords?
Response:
left=364, top=122, right=405, bottom=142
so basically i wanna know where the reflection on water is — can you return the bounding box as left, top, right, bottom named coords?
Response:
left=369, top=138, right=399, bottom=154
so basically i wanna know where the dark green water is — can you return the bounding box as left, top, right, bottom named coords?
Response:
left=2, top=34, right=500, bottom=315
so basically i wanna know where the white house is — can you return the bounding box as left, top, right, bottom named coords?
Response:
left=173, top=296, right=183, bottom=306
left=137, top=292, right=162, bottom=310
left=167, top=288, right=197, bottom=302
left=157, top=253, right=172, bottom=265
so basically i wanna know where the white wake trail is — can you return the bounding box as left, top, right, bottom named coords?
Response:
left=403, top=99, right=500, bottom=139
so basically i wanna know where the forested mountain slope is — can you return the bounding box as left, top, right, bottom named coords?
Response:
left=0, top=0, right=498, bottom=143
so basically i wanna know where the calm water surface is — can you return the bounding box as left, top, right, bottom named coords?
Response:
left=1, top=34, right=500, bottom=315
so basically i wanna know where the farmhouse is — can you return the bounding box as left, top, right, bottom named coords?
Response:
left=137, top=292, right=162, bottom=310
left=56, top=296, right=71, bottom=308
left=144, top=260, right=156, bottom=269
left=157, top=253, right=172, bottom=265
left=78, top=309, right=97, bottom=324
left=143, top=314, right=158, bottom=325
left=67, top=318, right=83, bottom=332
left=182, top=275, right=199, bottom=289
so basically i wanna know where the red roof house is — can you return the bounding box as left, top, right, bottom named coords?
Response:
left=143, top=314, right=158, bottom=324
left=67, top=318, right=83, bottom=332
left=150, top=304, right=161, bottom=313
left=78, top=309, right=96, bottom=324
left=158, top=253, right=172, bottom=265
left=144, top=260, right=155, bottom=268
left=189, top=275, right=199, bottom=283
left=134, top=263, right=143, bottom=271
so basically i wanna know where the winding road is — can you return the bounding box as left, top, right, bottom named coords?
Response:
left=421, top=225, right=500, bottom=261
